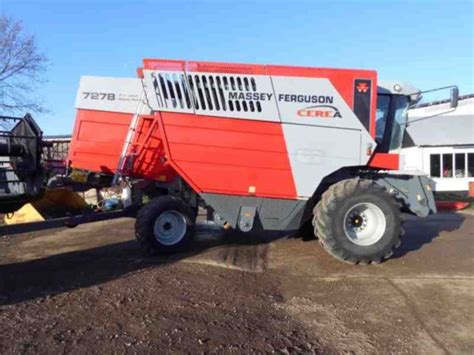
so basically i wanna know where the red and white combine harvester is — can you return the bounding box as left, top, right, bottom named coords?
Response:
left=0, top=59, right=459, bottom=264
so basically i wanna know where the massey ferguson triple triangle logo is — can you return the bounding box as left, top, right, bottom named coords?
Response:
left=297, top=105, right=342, bottom=118
left=356, top=82, right=369, bottom=93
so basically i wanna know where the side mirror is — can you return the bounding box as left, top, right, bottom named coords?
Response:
left=450, top=87, right=459, bottom=108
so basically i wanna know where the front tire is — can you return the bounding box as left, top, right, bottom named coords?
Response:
left=313, top=178, right=401, bottom=264
left=135, top=196, right=195, bottom=255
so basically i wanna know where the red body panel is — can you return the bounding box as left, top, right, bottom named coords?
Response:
left=159, top=112, right=297, bottom=199
left=128, top=115, right=177, bottom=181
left=143, top=58, right=266, bottom=75
left=368, top=153, right=400, bottom=170
left=68, top=109, right=132, bottom=174
left=68, top=110, right=176, bottom=180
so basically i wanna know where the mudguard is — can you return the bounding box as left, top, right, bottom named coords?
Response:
left=374, top=174, right=437, bottom=217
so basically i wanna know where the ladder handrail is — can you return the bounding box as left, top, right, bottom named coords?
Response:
left=112, top=90, right=146, bottom=185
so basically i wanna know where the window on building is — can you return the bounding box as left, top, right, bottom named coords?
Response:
left=442, top=154, right=453, bottom=177
left=468, top=153, right=474, bottom=177
left=430, top=152, right=474, bottom=179
left=455, top=153, right=466, bottom=178
left=430, top=154, right=441, bottom=177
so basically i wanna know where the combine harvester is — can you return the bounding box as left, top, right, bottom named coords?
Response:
left=0, top=59, right=459, bottom=264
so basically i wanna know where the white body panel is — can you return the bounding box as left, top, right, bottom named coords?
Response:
left=76, top=76, right=148, bottom=114
left=272, top=77, right=365, bottom=130
left=142, top=70, right=280, bottom=122
left=272, top=76, right=375, bottom=198
left=283, top=124, right=363, bottom=197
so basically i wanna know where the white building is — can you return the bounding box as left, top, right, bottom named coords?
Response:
left=401, top=95, right=474, bottom=192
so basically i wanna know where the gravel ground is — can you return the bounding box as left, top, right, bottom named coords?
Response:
left=0, top=212, right=472, bottom=353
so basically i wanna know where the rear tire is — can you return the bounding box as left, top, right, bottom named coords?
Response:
left=313, top=178, right=401, bottom=264
left=135, top=196, right=195, bottom=255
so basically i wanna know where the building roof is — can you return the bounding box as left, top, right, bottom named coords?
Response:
left=404, top=95, right=474, bottom=147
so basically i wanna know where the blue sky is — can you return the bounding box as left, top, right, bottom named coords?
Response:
left=1, top=0, right=473, bottom=134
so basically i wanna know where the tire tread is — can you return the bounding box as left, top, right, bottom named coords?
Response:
left=135, top=196, right=195, bottom=255
left=312, top=178, right=402, bottom=265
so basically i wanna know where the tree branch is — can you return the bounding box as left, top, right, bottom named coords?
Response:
left=0, top=15, right=48, bottom=114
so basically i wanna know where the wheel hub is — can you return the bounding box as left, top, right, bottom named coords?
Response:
left=153, top=210, right=187, bottom=246
left=343, top=202, right=386, bottom=246
left=350, top=215, right=363, bottom=228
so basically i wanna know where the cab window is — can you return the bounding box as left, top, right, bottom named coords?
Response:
left=389, top=96, right=409, bottom=151
left=375, top=95, right=390, bottom=144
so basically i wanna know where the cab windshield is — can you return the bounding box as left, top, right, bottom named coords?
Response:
left=375, top=94, right=410, bottom=152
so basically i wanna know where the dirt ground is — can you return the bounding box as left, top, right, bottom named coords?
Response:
left=0, top=211, right=473, bottom=354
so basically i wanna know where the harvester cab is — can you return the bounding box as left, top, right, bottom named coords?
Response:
left=375, top=82, right=459, bottom=154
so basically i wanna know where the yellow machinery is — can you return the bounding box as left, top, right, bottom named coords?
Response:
left=4, top=188, right=89, bottom=225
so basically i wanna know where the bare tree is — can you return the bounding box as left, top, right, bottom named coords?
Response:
left=0, top=15, right=48, bottom=114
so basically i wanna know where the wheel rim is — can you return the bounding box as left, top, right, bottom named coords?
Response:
left=153, top=210, right=187, bottom=246
left=343, top=202, right=386, bottom=246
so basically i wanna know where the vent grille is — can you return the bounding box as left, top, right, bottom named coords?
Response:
left=151, top=72, right=263, bottom=113
left=187, top=74, right=262, bottom=113
left=153, top=73, right=193, bottom=110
